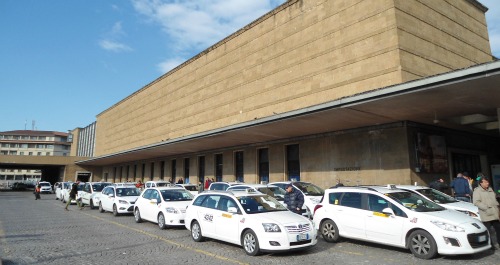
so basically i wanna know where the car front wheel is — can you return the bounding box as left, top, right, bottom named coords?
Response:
left=158, top=213, right=167, bottom=229
left=134, top=208, right=142, bottom=223
left=99, top=202, right=105, bottom=213
left=321, top=219, right=340, bottom=243
left=90, top=199, right=96, bottom=209
left=191, top=221, right=204, bottom=242
left=242, top=230, right=260, bottom=256
left=408, top=230, right=437, bottom=259
left=113, top=204, right=120, bottom=216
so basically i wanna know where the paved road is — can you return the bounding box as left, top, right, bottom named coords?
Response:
left=0, top=191, right=498, bottom=265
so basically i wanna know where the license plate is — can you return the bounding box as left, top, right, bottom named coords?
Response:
left=478, top=235, right=487, bottom=242
left=297, top=233, right=309, bottom=241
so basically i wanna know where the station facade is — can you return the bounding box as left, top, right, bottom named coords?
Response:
left=77, top=0, right=500, bottom=190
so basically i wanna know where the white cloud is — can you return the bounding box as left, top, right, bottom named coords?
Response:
left=99, top=21, right=133, bottom=53
left=99, top=40, right=133, bottom=52
left=157, top=57, right=187, bottom=73
left=131, top=0, right=286, bottom=72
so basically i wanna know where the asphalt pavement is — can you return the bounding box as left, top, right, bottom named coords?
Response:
left=0, top=191, right=498, bottom=265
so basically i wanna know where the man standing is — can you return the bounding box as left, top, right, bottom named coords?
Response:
left=65, top=181, right=82, bottom=211
left=284, top=184, right=304, bottom=215
left=450, top=173, right=471, bottom=202
left=429, top=178, right=448, bottom=193
left=473, top=177, right=500, bottom=250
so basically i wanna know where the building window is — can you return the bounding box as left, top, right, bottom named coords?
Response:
left=9, top=151, right=17, bottom=155
left=141, top=164, right=146, bottom=182
left=20, top=152, right=24, bottom=155
left=20, top=144, right=28, bottom=148
left=160, top=161, right=165, bottom=181
left=150, top=162, right=155, bottom=181
left=286, top=144, right=300, bottom=181
left=235, top=151, right=244, bottom=182
left=171, top=159, right=177, bottom=182
left=198, top=156, right=205, bottom=185
left=37, top=144, right=44, bottom=149
left=258, top=148, right=269, bottom=183
left=184, top=158, right=190, bottom=184
left=38, top=136, right=46, bottom=140
left=37, top=152, right=42, bottom=156
left=46, top=152, right=50, bottom=156
left=215, top=154, right=223, bottom=182
left=28, top=152, right=33, bottom=156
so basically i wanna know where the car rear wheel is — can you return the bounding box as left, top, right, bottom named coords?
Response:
left=321, top=219, right=340, bottom=243
left=99, top=202, right=105, bottom=213
left=90, top=199, right=96, bottom=209
left=191, top=221, right=204, bottom=242
left=158, top=213, right=167, bottom=229
left=134, top=208, right=142, bottom=223
left=408, top=230, right=437, bottom=259
left=113, top=204, right=120, bottom=216
left=242, top=230, right=260, bottom=256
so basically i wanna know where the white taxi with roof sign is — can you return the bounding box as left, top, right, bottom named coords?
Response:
left=184, top=189, right=317, bottom=255
left=313, top=185, right=490, bottom=259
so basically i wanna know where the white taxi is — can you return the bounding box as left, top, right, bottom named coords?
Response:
left=393, top=185, right=480, bottom=220
left=99, top=186, right=141, bottom=216
left=81, top=182, right=113, bottom=209
left=184, top=189, right=317, bottom=256
left=313, top=185, right=490, bottom=259
left=61, top=182, right=85, bottom=204
left=134, top=187, right=194, bottom=229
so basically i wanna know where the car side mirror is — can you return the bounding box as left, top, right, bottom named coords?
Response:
left=109, top=194, right=115, bottom=198
left=382, top=208, right=395, bottom=215
left=228, top=207, right=239, bottom=214
left=152, top=198, right=159, bottom=204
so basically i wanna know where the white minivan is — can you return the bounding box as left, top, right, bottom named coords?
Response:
left=270, top=181, right=324, bottom=218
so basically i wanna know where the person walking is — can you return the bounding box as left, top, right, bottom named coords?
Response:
left=473, top=177, right=500, bottom=250
left=34, top=184, right=41, bottom=200
left=450, top=173, right=471, bottom=202
left=65, top=181, right=82, bottom=211
left=284, top=184, right=304, bottom=215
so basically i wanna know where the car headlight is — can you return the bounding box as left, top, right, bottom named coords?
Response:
left=456, top=210, right=479, bottom=218
left=165, top=207, right=179, bottom=214
left=431, top=220, right=465, bottom=232
left=118, top=200, right=129, bottom=204
left=262, top=223, right=281, bottom=232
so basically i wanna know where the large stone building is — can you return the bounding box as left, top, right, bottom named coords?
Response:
left=77, top=0, right=500, bottom=191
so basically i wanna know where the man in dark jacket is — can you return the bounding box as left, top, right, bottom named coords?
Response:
left=429, top=178, right=448, bottom=192
left=65, top=181, right=82, bottom=211
left=284, top=184, right=304, bottom=215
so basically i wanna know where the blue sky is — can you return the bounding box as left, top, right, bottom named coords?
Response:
left=1, top=0, right=499, bottom=133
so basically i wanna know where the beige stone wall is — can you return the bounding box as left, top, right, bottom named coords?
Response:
left=96, top=0, right=404, bottom=156
left=395, top=0, right=492, bottom=80
left=69, top=128, right=80, bottom=157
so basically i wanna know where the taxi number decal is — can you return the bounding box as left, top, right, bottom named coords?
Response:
left=222, top=213, right=232, bottom=218
left=373, top=212, right=389, bottom=217
left=204, top=213, right=214, bottom=222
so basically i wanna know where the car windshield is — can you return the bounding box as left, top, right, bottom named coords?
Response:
left=39, top=183, right=50, bottom=187
left=416, top=188, right=457, bottom=204
left=156, top=183, right=171, bottom=187
left=92, top=183, right=111, bottom=192
left=116, top=188, right=141, bottom=197
left=257, top=187, right=286, bottom=201
left=237, top=195, right=287, bottom=214
left=386, top=192, right=445, bottom=212
left=161, top=189, right=193, bottom=201
left=77, top=184, right=85, bottom=191
left=293, top=182, right=324, bottom=196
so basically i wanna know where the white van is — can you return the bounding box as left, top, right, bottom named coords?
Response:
left=270, top=181, right=324, bottom=218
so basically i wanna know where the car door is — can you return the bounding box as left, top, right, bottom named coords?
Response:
left=334, top=192, right=366, bottom=239
left=101, top=187, right=114, bottom=211
left=364, top=194, right=406, bottom=246
left=81, top=183, right=91, bottom=205
left=197, top=195, right=219, bottom=238
left=214, top=196, right=241, bottom=244
left=143, top=189, right=161, bottom=222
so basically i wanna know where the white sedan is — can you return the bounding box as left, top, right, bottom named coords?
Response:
left=99, top=186, right=141, bottom=216
left=185, top=189, right=317, bottom=255
left=134, top=187, right=194, bottom=229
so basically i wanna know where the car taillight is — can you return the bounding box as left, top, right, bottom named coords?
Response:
left=313, top=204, right=323, bottom=214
